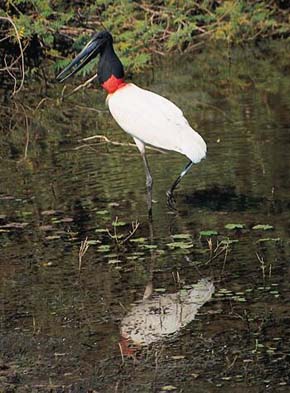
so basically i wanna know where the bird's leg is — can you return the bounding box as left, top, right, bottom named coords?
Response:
left=141, top=152, right=153, bottom=220
left=167, top=160, right=193, bottom=209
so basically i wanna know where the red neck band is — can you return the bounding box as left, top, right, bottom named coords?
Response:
left=101, top=75, right=127, bottom=94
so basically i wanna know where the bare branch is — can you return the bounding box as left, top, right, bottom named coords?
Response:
left=78, top=134, right=166, bottom=154
left=0, top=16, right=25, bottom=95
left=60, top=73, right=99, bottom=101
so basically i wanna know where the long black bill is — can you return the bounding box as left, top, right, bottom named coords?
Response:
left=56, top=38, right=101, bottom=82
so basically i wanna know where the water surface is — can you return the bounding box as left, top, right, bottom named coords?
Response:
left=0, top=42, right=290, bottom=392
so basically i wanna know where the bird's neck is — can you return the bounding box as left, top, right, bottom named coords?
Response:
left=101, top=75, right=127, bottom=94
left=98, top=43, right=127, bottom=94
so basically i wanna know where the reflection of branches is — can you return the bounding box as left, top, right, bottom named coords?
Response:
left=0, top=100, right=38, bottom=160
left=23, top=107, right=29, bottom=159
left=79, top=237, right=89, bottom=272
left=107, top=217, right=140, bottom=245
left=0, top=16, right=25, bottom=95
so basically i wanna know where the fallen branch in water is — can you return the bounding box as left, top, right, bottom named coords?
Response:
left=76, top=134, right=166, bottom=154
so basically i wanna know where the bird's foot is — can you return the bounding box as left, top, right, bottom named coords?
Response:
left=166, top=190, right=177, bottom=210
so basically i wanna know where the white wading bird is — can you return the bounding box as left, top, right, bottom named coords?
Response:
left=57, top=31, right=207, bottom=217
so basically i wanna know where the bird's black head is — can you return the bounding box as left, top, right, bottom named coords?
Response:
left=56, top=30, right=114, bottom=82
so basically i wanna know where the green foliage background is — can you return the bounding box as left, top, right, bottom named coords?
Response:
left=1, top=0, right=290, bottom=74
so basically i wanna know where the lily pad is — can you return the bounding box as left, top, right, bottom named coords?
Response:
left=252, top=224, right=274, bottom=230
left=0, top=222, right=29, bottom=229
left=171, top=233, right=191, bottom=239
left=225, top=223, right=245, bottom=230
left=97, top=245, right=111, bottom=252
left=86, top=240, right=101, bottom=245
left=108, top=259, right=122, bottom=264
left=51, top=218, right=62, bottom=223
left=143, top=244, right=158, bottom=249
left=155, top=288, right=167, bottom=293
left=108, top=202, right=120, bottom=207
left=112, top=220, right=127, bottom=227
left=60, top=217, right=73, bottom=223
left=41, top=210, right=62, bottom=216
left=256, top=238, right=280, bottom=243
left=39, top=225, right=54, bottom=231
left=166, top=241, right=193, bottom=249
left=220, top=239, right=239, bottom=245
left=45, top=235, right=61, bottom=240
left=171, top=355, right=185, bottom=360
left=130, top=237, right=147, bottom=243
left=20, top=211, right=33, bottom=217
left=199, top=230, right=218, bottom=237
left=161, top=386, right=177, bottom=391
left=95, top=210, right=109, bottom=215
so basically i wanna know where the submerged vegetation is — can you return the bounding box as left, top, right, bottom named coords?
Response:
left=0, top=0, right=290, bottom=92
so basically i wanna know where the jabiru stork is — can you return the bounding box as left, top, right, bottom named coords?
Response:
left=56, top=31, right=207, bottom=217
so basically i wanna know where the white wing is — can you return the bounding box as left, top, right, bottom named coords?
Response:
left=107, top=84, right=206, bottom=163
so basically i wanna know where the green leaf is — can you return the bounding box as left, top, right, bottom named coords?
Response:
left=199, top=230, right=218, bottom=237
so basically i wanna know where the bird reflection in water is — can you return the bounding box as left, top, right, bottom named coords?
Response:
left=119, top=278, right=214, bottom=356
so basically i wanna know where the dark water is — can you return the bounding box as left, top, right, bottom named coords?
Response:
left=1, top=42, right=290, bottom=392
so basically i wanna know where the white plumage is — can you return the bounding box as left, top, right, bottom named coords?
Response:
left=107, top=83, right=207, bottom=163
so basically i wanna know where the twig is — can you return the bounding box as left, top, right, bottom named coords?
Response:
left=61, top=73, right=99, bottom=101
left=256, top=252, right=266, bottom=283
left=4, top=56, right=17, bottom=92
left=206, top=242, right=228, bottom=265
left=0, top=41, right=29, bottom=72
left=34, top=97, right=53, bottom=113
left=22, top=106, right=29, bottom=159
left=74, top=105, right=107, bottom=113
left=121, top=221, right=140, bottom=244
left=106, top=218, right=140, bottom=245
left=78, top=135, right=166, bottom=154
left=118, top=342, right=125, bottom=364
left=79, top=237, right=89, bottom=272
left=0, top=16, right=25, bottom=95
